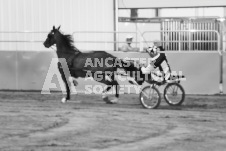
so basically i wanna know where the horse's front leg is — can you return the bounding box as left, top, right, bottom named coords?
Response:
left=58, top=62, right=70, bottom=103
left=68, top=76, right=78, bottom=95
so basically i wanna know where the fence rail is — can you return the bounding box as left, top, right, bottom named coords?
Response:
left=0, top=30, right=224, bottom=53
left=141, top=30, right=220, bottom=54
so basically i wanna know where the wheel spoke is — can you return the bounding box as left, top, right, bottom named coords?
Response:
left=139, top=86, right=161, bottom=109
left=164, top=83, right=185, bottom=106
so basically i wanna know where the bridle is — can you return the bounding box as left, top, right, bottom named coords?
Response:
left=50, top=45, right=56, bottom=51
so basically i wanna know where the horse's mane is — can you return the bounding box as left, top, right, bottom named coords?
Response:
left=60, top=32, right=80, bottom=52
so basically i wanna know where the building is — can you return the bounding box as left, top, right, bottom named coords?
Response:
left=0, top=0, right=225, bottom=94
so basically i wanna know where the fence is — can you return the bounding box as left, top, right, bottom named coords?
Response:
left=0, top=30, right=225, bottom=94
left=161, top=20, right=220, bottom=51
left=0, top=30, right=223, bottom=53
left=0, top=31, right=49, bottom=51
left=72, top=31, right=138, bottom=51
left=0, top=31, right=139, bottom=52
left=224, top=32, right=226, bottom=52
left=141, top=30, right=221, bottom=54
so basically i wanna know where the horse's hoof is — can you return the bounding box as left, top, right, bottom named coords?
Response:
left=73, top=80, right=78, bottom=86
left=102, top=92, right=107, bottom=99
left=61, top=97, right=68, bottom=103
left=109, top=98, right=118, bottom=104
left=102, top=96, right=110, bottom=103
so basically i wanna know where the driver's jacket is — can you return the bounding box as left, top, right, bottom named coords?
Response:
left=141, top=46, right=171, bottom=81
left=147, top=46, right=168, bottom=69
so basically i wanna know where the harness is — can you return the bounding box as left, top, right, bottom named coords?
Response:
left=67, top=52, right=80, bottom=68
left=57, top=51, right=81, bottom=69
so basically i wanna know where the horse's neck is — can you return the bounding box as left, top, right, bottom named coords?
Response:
left=55, top=35, right=81, bottom=58
left=56, top=42, right=73, bottom=52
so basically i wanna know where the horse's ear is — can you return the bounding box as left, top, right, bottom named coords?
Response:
left=53, top=26, right=56, bottom=30
left=57, top=25, right=61, bottom=30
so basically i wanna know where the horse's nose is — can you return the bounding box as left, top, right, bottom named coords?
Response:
left=43, top=42, right=48, bottom=48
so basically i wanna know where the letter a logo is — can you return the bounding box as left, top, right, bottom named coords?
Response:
left=41, top=58, right=71, bottom=94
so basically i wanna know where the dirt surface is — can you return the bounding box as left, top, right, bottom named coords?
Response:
left=0, top=91, right=226, bottom=151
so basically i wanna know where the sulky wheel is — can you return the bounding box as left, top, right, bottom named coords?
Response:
left=139, top=85, right=161, bottom=109
left=163, top=82, right=185, bottom=106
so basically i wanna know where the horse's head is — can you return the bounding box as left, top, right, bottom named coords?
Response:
left=43, top=25, right=61, bottom=48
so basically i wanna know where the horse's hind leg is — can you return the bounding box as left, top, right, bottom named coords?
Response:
left=102, top=80, right=119, bottom=104
left=110, top=78, right=120, bottom=103
left=100, top=75, right=120, bottom=104
left=101, top=84, right=113, bottom=103
left=113, top=80, right=119, bottom=98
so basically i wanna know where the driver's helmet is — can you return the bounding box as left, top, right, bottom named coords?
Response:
left=153, top=40, right=162, bottom=47
left=147, top=46, right=158, bottom=53
left=126, top=35, right=133, bottom=41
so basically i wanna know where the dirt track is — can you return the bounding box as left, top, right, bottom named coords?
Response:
left=0, top=92, right=226, bottom=151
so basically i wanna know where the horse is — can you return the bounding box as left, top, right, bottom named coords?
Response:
left=43, top=26, right=145, bottom=103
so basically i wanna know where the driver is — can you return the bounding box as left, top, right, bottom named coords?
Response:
left=141, top=40, right=171, bottom=82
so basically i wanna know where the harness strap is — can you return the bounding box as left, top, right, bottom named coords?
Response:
left=66, top=51, right=81, bottom=68
left=57, top=51, right=81, bottom=70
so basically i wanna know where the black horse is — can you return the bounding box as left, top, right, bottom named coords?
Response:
left=43, top=26, right=144, bottom=103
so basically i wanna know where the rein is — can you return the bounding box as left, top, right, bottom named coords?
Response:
left=50, top=47, right=56, bottom=51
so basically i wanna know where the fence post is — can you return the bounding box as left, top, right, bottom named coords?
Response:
left=219, top=21, right=224, bottom=94
left=15, top=32, right=18, bottom=90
